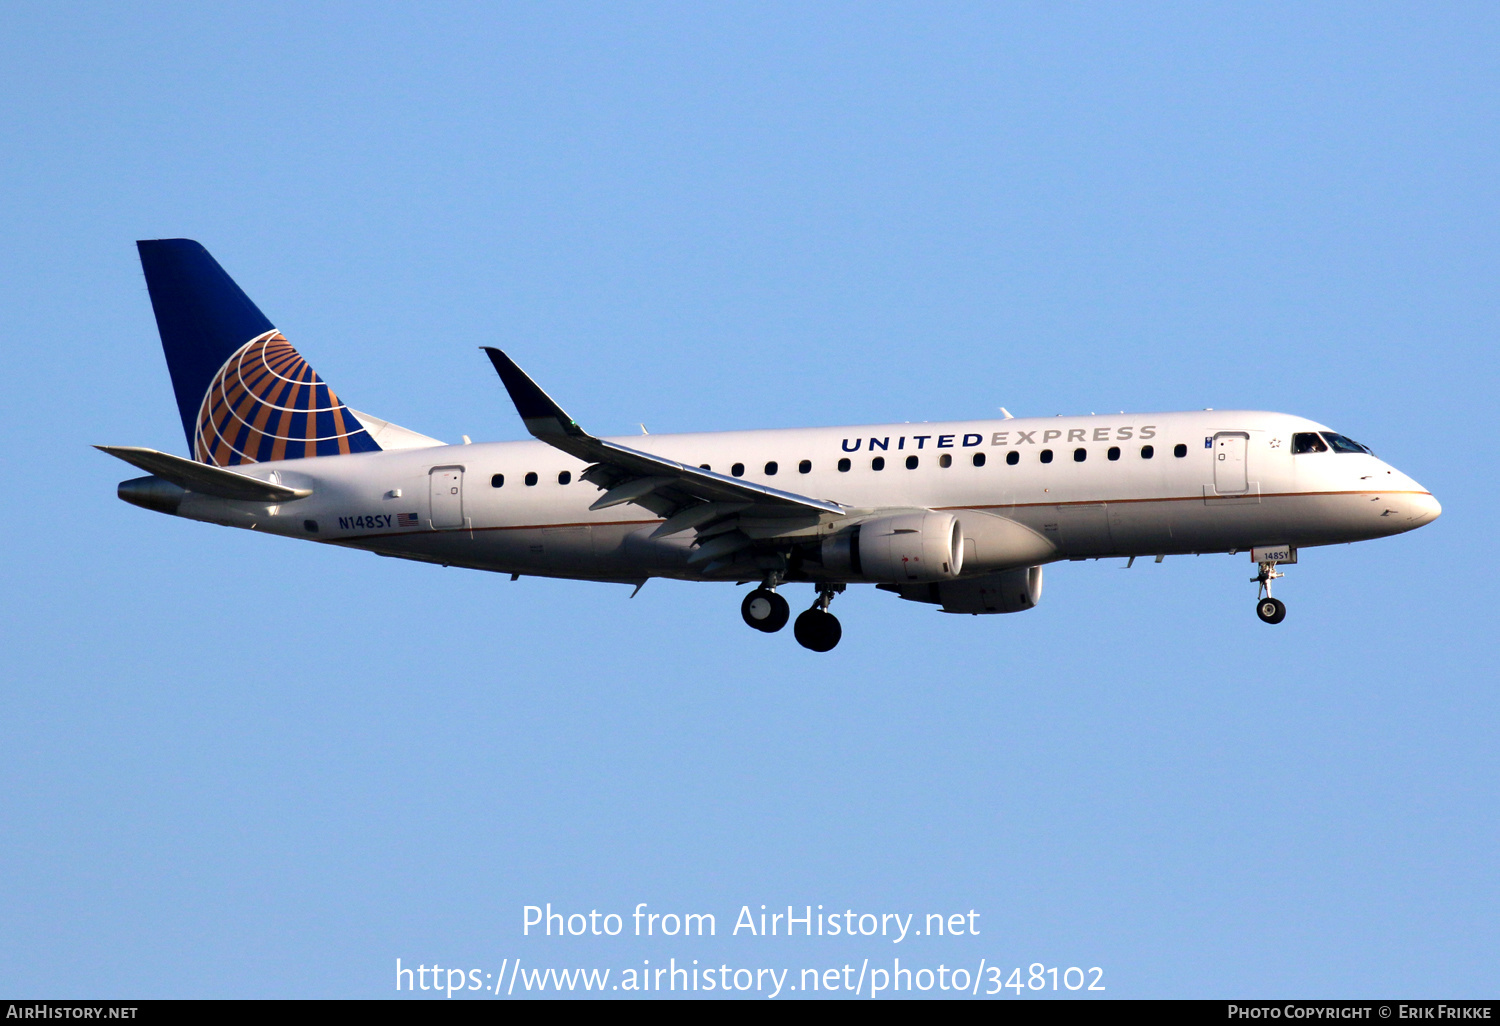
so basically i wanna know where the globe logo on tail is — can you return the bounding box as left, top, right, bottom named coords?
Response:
left=194, top=330, right=379, bottom=466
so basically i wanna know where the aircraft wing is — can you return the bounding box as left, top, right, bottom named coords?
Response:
left=96, top=445, right=311, bottom=503
left=483, top=348, right=845, bottom=544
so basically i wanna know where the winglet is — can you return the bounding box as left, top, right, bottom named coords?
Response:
left=479, top=348, right=844, bottom=517
left=482, top=348, right=587, bottom=441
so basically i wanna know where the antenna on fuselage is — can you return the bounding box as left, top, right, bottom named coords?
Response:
left=998, top=408, right=1014, bottom=420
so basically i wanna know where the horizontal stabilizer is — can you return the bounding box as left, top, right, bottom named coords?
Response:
left=95, top=445, right=311, bottom=503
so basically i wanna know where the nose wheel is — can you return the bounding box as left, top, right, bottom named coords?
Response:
left=793, top=588, right=843, bottom=652
left=1252, top=561, right=1288, bottom=624
left=1256, top=597, right=1286, bottom=624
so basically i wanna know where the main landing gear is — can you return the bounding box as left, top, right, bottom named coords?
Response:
left=1253, top=561, right=1287, bottom=624
left=741, top=581, right=844, bottom=651
left=793, top=588, right=843, bottom=652
left=741, top=587, right=790, bottom=633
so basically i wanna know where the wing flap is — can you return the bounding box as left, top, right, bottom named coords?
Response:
left=650, top=501, right=752, bottom=538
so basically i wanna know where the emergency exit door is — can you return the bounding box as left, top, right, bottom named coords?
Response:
left=429, top=467, right=464, bottom=528
left=1213, top=433, right=1248, bottom=494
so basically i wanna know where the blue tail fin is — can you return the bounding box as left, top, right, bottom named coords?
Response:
left=136, top=239, right=381, bottom=466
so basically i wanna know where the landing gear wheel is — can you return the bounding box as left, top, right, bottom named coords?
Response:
left=741, top=589, right=790, bottom=633
left=793, top=608, right=842, bottom=651
left=1252, top=560, right=1288, bottom=625
left=1256, top=597, right=1287, bottom=624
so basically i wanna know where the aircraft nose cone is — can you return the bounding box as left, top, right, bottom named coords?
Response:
left=1411, top=491, right=1442, bottom=525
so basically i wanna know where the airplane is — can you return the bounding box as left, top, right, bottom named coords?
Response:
left=101, top=239, right=1442, bottom=651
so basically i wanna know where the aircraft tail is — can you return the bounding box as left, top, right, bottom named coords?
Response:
left=136, top=239, right=382, bottom=466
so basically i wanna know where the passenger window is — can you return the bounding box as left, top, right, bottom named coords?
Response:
left=871, top=456, right=886, bottom=471
left=1107, top=447, right=1120, bottom=461
left=838, top=458, right=851, bottom=472
left=1073, top=448, right=1087, bottom=462
left=1292, top=432, right=1328, bottom=454
left=972, top=452, right=986, bottom=467
left=700, top=464, right=711, bottom=471
left=938, top=453, right=952, bottom=468
left=1173, top=443, right=1187, bottom=458
left=1141, top=445, right=1154, bottom=459
left=524, top=472, right=538, bottom=486
left=1040, top=449, right=1053, bottom=464
left=764, top=461, right=778, bottom=476
left=1320, top=432, right=1370, bottom=455
left=799, top=459, right=812, bottom=474
left=558, top=471, right=571, bottom=485
left=906, top=455, right=919, bottom=469
left=731, top=462, right=745, bottom=477
left=1006, top=451, right=1019, bottom=466
left=491, top=473, right=505, bottom=488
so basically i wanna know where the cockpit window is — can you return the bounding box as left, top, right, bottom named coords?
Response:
left=1291, top=432, right=1328, bottom=454
left=1320, top=432, right=1373, bottom=455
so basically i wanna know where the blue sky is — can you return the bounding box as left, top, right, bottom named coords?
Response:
left=1, top=2, right=1496, bottom=998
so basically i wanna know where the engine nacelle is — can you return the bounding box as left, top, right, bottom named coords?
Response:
left=884, top=565, right=1044, bottom=615
left=821, top=511, right=964, bottom=583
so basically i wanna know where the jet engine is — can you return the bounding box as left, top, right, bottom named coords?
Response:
left=820, top=511, right=964, bottom=583
left=883, top=565, right=1044, bottom=615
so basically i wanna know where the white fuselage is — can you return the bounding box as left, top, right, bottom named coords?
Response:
left=168, top=409, right=1439, bottom=585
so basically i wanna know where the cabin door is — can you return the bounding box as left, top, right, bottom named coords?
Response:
left=1213, top=433, right=1249, bottom=494
left=429, top=467, right=465, bottom=528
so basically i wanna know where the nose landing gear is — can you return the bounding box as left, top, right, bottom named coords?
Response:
left=1256, top=596, right=1286, bottom=624
left=1253, top=561, right=1287, bottom=624
left=793, top=587, right=844, bottom=652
